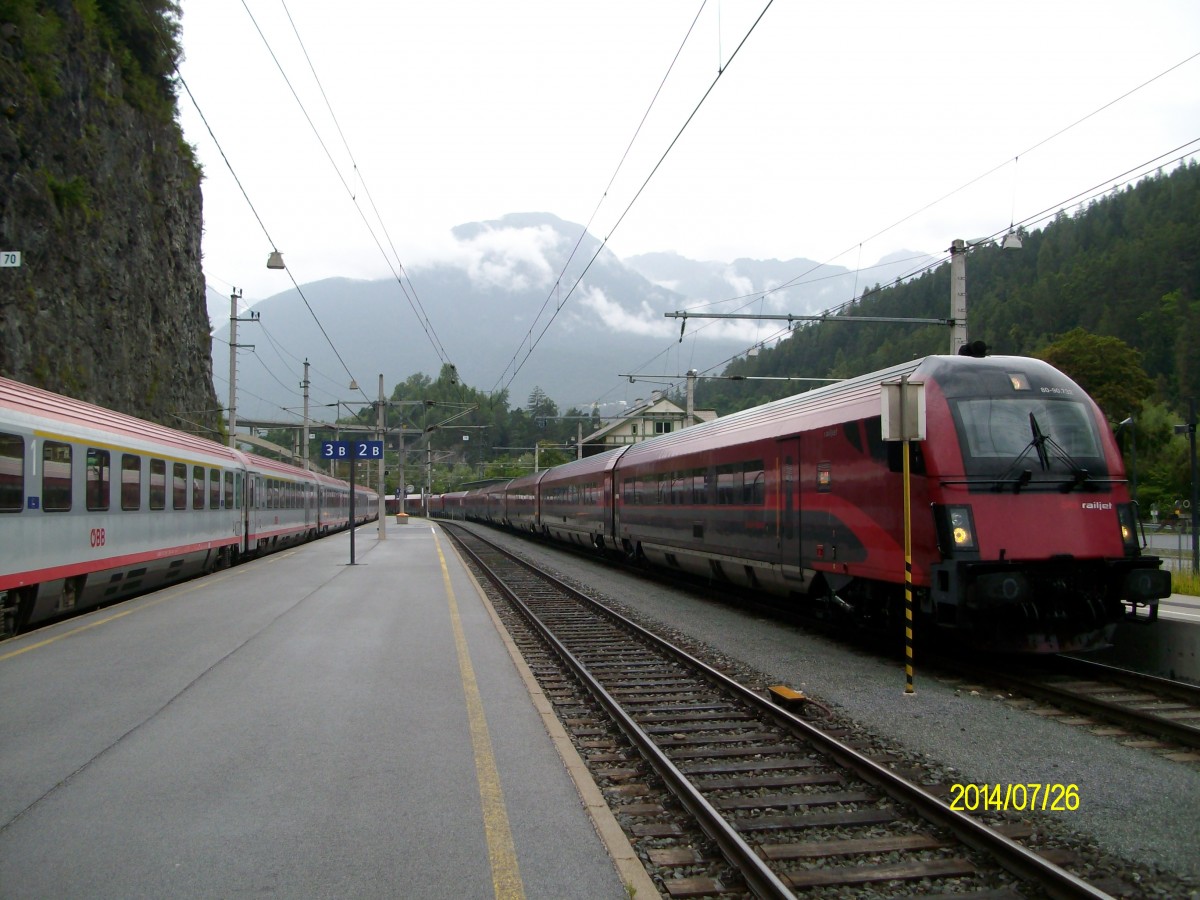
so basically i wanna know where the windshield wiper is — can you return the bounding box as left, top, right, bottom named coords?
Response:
left=988, top=413, right=1091, bottom=492
left=1029, top=412, right=1092, bottom=491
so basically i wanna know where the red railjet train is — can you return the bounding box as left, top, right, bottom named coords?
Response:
left=443, top=354, right=1169, bottom=653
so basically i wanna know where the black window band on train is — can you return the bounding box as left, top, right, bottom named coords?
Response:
left=87, top=448, right=111, bottom=511
left=149, top=458, right=166, bottom=510
left=42, top=441, right=72, bottom=511
left=0, top=432, right=24, bottom=512
left=173, top=462, right=187, bottom=510
left=121, top=454, right=141, bottom=510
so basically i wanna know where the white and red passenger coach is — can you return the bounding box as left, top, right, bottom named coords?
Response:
left=0, top=377, right=376, bottom=635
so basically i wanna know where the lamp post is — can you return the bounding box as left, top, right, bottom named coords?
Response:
left=1118, top=416, right=1137, bottom=507
left=1175, top=400, right=1198, bottom=572
left=228, top=252, right=285, bottom=448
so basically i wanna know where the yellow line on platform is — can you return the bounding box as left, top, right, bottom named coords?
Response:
left=434, top=533, right=526, bottom=900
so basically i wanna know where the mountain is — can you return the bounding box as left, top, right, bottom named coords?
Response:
left=211, top=212, right=929, bottom=421
left=623, top=249, right=935, bottom=317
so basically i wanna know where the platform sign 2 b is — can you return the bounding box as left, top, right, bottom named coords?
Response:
left=321, top=440, right=383, bottom=460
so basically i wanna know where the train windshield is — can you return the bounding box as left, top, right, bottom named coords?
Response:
left=950, top=396, right=1106, bottom=483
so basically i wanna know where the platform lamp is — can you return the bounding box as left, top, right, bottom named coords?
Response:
left=227, top=252, right=286, bottom=449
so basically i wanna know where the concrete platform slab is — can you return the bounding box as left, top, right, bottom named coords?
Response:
left=0, top=523, right=650, bottom=899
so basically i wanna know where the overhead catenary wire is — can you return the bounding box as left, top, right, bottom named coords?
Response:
left=173, top=70, right=369, bottom=408
left=759, top=50, right=1200, bottom=307
left=613, top=57, right=1200, bottom=408
left=490, top=0, right=776, bottom=396
left=587, top=144, right=1200, bottom=414
left=241, top=0, right=454, bottom=367
left=496, top=1, right=711, bottom=396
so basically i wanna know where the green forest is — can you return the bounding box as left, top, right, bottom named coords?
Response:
left=695, top=161, right=1200, bottom=519
left=296, top=164, right=1200, bottom=517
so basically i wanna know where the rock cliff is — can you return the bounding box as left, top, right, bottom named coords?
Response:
left=0, top=1, right=220, bottom=437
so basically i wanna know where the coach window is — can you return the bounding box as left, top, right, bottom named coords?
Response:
left=149, top=459, right=167, bottom=510
left=716, top=464, right=738, bottom=504
left=0, top=433, right=23, bottom=512
left=86, top=448, right=111, bottom=511
left=743, top=460, right=765, bottom=505
left=121, top=454, right=141, bottom=510
left=192, top=465, right=205, bottom=508
left=210, top=469, right=221, bottom=509
left=42, top=441, right=72, bottom=511
left=225, top=472, right=235, bottom=509
left=173, top=462, right=187, bottom=510
left=672, top=475, right=688, bottom=505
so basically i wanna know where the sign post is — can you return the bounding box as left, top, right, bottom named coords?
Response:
left=321, top=439, right=383, bottom=565
left=881, top=376, right=925, bottom=694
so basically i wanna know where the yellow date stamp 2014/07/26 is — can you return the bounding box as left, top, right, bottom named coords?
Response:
left=949, top=783, right=1079, bottom=812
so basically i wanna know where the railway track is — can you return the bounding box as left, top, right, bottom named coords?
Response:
left=936, top=654, right=1200, bottom=759
left=443, top=522, right=1127, bottom=899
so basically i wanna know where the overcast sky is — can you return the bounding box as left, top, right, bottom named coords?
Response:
left=179, top=1, right=1200, bottom=330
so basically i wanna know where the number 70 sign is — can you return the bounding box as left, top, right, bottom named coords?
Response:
left=1, top=251, right=20, bottom=267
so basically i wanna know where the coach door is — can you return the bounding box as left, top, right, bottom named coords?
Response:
left=777, top=439, right=802, bottom=583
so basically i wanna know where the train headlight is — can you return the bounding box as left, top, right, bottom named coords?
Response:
left=947, top=506, right=976, bottom=550
left=1116, top=503, right=1139, bottom=553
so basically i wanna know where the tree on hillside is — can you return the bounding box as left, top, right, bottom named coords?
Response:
left=526, top=385, right=558, bottom=425
left=1034, top=328, right=1154, bottom=422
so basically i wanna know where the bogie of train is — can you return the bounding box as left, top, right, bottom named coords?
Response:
left=439, top=355, right=1170, bottom=653
left=0, top=377, right=377, bottom=636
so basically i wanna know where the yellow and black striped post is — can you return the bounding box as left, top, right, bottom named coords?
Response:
left=882, top=373, right=923, bottom=695
left=903, top=436, right=914, bottom=693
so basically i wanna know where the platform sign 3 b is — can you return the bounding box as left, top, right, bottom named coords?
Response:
left=320, top=440, right=383, bottom=459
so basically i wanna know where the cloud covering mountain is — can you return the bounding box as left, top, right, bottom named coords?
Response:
left=211, top=213, right=933, bottom=423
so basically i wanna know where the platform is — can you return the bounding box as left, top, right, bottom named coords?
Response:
left=0, top=522, right=655, bottom=899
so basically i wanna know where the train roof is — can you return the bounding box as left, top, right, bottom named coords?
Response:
left=617, top=356, right=926, bottom=465
left=245, top=451, right=322, bottom=480
left=616, top=354, right=1088, bottom=467
left=0, top=376, right=244, bottom=464
left=504, top=469, right=549, bottom=490
left=536, top=444, right=629, bottom=485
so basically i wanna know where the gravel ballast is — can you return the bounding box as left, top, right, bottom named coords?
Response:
left=468, top=525, right=1200, bottom=890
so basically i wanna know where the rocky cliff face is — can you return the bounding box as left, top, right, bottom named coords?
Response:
left=0, top=2, right=220, bottom=437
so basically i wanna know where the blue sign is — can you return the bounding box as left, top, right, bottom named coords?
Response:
left=320, top=440, right=349, bottom=459
left=353, top=440, right=384, bottom=459
left=321, top=440, right=383, bottom=460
